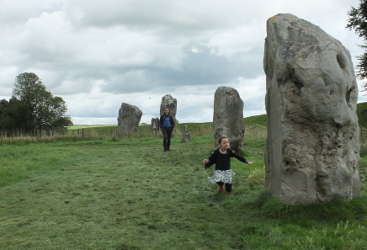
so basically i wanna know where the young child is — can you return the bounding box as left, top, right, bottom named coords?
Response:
left=202, top=136, right=254, bottom=194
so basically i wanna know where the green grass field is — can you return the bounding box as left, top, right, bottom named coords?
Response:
left=66, top=125, right=116, bottom=130
left=1, top=125, right=367, bottom=249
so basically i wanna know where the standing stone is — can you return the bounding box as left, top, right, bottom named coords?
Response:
left=182, top=125, right=191, bottom=143
left=117, top=103, right=142, bottom=135
left=264, top=13, right=360, bottom=205
left=151, top=117, right=160, bottom=135
left=160, top=94, right=177, bottom=128
left=213, top=86, right=245, bottom=151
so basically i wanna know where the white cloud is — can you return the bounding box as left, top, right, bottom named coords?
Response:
left=208, top=26, right=265, bottom=57
left=0, top=0, right=364, bottom=125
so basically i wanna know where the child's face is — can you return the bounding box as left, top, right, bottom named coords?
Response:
left=219, top=138, right=230, bottom=149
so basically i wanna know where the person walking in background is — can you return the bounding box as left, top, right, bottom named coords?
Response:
left=160, top=108, right=175, bottom=152
left=202, top=136, right=254, bottom=194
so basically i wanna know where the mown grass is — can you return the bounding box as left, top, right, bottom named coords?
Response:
left=66, top=125, right=116, bottom=130
left=1, top=126, right=367, bottom=249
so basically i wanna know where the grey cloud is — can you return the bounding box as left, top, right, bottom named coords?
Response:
left=0, top=0, right=63, bottom=25
left=167, top=44, right=264, bottom=85
left=101, top=42, right=264, bottom=94
left=102, top=69, right=158, bottom=93
left=65, top=1, right=237, bottom=33
left=0, top=0, right=363, bottom=125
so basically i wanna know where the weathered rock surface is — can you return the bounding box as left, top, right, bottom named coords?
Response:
left=160, top=94, right=177, bottom=128
left=264, top=13, right=360, bottom=205
left=182, top=125, right=191, bottom=143
left=213, top=86, right=245, bottom=151
left=117, top=103, right=142, bottom=135
left=151, top=117, right=160, bottom=135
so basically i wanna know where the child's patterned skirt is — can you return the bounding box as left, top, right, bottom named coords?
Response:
left=207, top=169, right=235, bottom=184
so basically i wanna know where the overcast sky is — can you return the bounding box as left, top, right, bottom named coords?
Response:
left=0, top=0, right=365, bottom=125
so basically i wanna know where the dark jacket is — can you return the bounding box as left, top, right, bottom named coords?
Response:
left=204, top=148, right=249, bottom=170
left=160, top=114, right=175, bottom=128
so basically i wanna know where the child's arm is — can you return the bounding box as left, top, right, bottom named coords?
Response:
left=231, top=150, right=255, bottom=164
left=202, top=151, right=216, bottom=169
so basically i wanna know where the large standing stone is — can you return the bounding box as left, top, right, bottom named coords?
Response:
left=160, top=94, right=177, bottom=128
left=213, top=86, right=245, bottom=151
left=117, top=103, right=142, bottom=135
left=264, top=13, right=360, bottom=205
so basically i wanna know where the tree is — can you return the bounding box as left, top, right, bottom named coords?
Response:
left=0, top=99, right=10, bottom=131
left=347, top=0, right=367, bottom=91
left=0, top=97, right=35, bottom=134
left=11, top=72, right=72, bottom=132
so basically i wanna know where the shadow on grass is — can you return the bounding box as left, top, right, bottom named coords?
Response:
left=250, top=191, right=367, bottom=222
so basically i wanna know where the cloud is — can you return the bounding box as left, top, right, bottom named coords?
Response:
left=0, top=0, right=366, bottom=125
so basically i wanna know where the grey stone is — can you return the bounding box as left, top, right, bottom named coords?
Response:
left=213, top=86, right=245, bottom=151
left=117, top=103, right=142, bottom=135
left=151, top=117, right=160, bottom=135
left=182, top=125, right=191, bottom=143
left=264, top=13, right=360, bottom=205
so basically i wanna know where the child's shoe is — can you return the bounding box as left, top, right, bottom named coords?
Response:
left=218, top=185, right=224, bottom=192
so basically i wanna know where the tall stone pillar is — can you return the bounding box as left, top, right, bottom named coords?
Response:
left=213, top=86, right=245, bottom=151
left=117, top=103, right=142, bottom=135
left=264, top=14, right=360, bottom=205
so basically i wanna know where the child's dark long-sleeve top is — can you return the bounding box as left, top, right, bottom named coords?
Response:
left=204, top=148, right=249, bottom=170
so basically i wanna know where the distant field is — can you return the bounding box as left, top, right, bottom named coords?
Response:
left=65, top=101, right=367, bottom=131
left=66, top=115, right=268, bottom=131
left=67, top=125, right=117, bottom=130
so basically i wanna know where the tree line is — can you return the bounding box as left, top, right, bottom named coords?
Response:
left=0, top=72, right=72, bottom=134
left=348, top=0, right=367, bottom=91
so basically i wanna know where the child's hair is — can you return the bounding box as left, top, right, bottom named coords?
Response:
left=217, top=136, right=229, bottom=145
